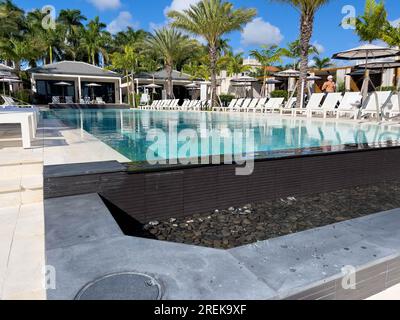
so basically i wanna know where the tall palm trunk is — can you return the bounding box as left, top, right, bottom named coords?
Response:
left=49, top=45, right=53, bottom=64
left=297, top=12, right=314, bottom=108
left=166, top=64, right=173, bottom=99
left=262, top=67, right=267, bottom=97
left=209, top=44, right=218, bottom=108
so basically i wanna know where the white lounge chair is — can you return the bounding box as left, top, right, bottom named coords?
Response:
left=179, top=100, right=190, bottom=111
left=96, top=97, right=106, bottom=104
left=52, top=96, right=60, bottom=104
left=170, top=99, right=180, bottom=110
left=360, top=91, right=392, bottom=119
left=189, top=100, right=202, bottom=111
left=231, top=98, right=248, bottom=112
left=280, top=97, right=297, bottom=116
left=383, top=93, right=400, bottom=118
left=263, top=98, right=285, bottom=113
left=336, top=92, right=363, bottom=119
left=245, top=99, right=259, bottom=113
left=248, top=98, right=267, bottom=113
left=237, top=98, right=253, bottom=112
left=292, top=93, right=325, bottom=117
left=214, top=99, right=236, bottom=112
left=309, top=93, right=343, bottom=118
left=65, top=96, right=74, bottom=104
left=157, top=100, right=169, bottom=110
left=164, top=99, right=179, bottom=110
left=143, top=100, right=157, bottom=110
left=229, top=98, right=243, bottom=112
left=1, top=95, right=15, bottom=106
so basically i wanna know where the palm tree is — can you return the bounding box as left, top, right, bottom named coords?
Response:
left=382, top=23, right=400, bottom=48
left=81, top=17, right=110, bottom=65
left=145, top=27, right=195, bottom=99
left=168, top=0, right=257, bottom=107
left=110, top=45, right=144, bottom=106
left=312, top=56, right=333, bottom=70
left=220, top=52, right=251, bottom=77
left=113, top=27, right=149, bottom=50
left=274, top=0, right=330, bottom=107
left=353, top=0, right=388, bottom=43
left=281, top=39, right=319, bottom=70
left=57, top=9, right=86, bottom=60
left=26, top=9, right=66, bottom=64
left=216, top=38, right=232, bottom=56
left=0, top=37, right=41, bottom=75
left=0, top=0, right=27, bottom=67
left=58, top=9, right=86, bottom=34
left=0, top=0, right=25, bottom=39
left=250, top=45, right=284, bottom=96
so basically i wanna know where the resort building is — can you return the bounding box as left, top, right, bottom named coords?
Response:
left=28, top=61, right=123, bottom=105
left=123, top=69, right=203, bottom=101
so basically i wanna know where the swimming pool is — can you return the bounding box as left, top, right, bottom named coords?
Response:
left=45, top=109, right=400, bottom=162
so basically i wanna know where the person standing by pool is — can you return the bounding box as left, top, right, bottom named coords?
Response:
left=322, top=75, right=337, bottom=93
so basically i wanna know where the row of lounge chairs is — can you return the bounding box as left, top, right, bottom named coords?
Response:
left=1, top=95, right=38, bottom=149
left=213, top=92, right=399, bottom=119
left=140, top=99, right=211, bottom=111
left=51, top=96, right=106, bottom=104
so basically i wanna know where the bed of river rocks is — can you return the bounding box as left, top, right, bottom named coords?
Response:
left=143, top=181, right=400, bottom=249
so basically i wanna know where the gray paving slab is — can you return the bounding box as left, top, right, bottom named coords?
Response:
left=46, top=236, right=276, bottom=300
left=229, top=212, right=400, bottom=299
left=45, top=194, right=123, bottom=250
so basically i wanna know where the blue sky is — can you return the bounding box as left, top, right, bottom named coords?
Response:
left=14, top=0, right=400, bottom=61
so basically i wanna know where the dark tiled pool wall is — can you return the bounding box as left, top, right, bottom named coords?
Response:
left=285, top=255, right=400, bottom=300
left=44, top=147, right=400, bottom=223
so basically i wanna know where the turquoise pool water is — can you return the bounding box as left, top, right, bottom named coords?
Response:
left=45, top=109, right=400, bottom=162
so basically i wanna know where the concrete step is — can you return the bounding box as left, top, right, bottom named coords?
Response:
left=0, top=151, right=43, bottom=167
left=0, top=178, right=21, bottom=193
left=0, top=189, right=43, bottom=207
left=0, top=175, right=43, bottom=207
left=0, top=163, right=43, bottom=180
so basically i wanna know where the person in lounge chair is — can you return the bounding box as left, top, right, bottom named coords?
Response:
left=322, top=75, right=336, bottom=93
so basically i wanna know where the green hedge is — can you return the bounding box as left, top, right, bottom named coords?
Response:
left=377, top=86, right=396, bottom=92
left=12, top=89, right=33, bottom=104
left=270, top=90, right=288, bottom=99
left=219, top=94, right=235, bottom=107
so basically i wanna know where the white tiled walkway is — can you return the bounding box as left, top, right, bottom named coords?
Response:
left=0, top=127, right=45, bottom=299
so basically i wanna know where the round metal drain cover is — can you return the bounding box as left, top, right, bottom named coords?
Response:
left=75, top=272, right=162, bottom=300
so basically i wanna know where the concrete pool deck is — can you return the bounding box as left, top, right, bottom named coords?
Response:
left=3, top=110, right=400, bottom=300
left=45, top=193, right=400, bottom=300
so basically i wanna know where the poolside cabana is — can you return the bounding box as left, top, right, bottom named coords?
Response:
left=28, top=61, right=123, bottom=105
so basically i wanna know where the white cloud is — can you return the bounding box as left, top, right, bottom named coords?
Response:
left=107, top=11, right=139, bottom=34
left=240, top=18, right=283, bottom=47
left=87, top=0, right=121, bottom=11
left=313, top=41, right=325, bottom=54
left=234, top=48, right=245, bottom=55
left=391, top=18, right=400, bottom=27
left=164, top=0, right=200, bottom=16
